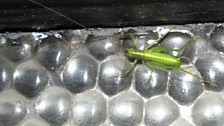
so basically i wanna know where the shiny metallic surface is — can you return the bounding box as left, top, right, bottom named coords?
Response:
left=169, top=65, right=204, bottom=105
left=0, top=56, right=13, bottom=91
left=172, top=118, right=193, bottom=126
left=145, top=95, right=180, bottom=126
left=0, top=24, right=224, bottom=125
left=99, top=56, right=132, bottom=96
left=196, top=53, right=224, bottom=91
left=72, top=91, right=106, bottom=126
left=160, top=32, right=193, bottom=56
left=86, top=35, right=123, bottom=60
left=188, top=37, right=208, bottom=61
left=192, top=93, right=224, bottom=126
left=210, top=26, right=224, bottom=53
left=36, top=36, right=71, bottom=71
left=0, top=35, right=33, bottom=62
left=18, top=118, right=50, bottom=126
left=134, top=64, right=168, bottom=98
left=62, top=54, right=98, bottom=93
left=109, top=91, right=143, bottom=126
left=61, top=30, right=84, bottom=45
left=35, top=87, right=71, bottom=125
left=13, top=60, right=49, bottom=98
left=0, top=89, right=27, bottom=126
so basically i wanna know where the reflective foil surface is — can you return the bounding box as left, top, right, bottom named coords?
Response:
left=0, top=24, right=223, bottom=126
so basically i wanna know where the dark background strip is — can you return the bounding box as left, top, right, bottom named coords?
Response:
left=0, top=0, right=223, bottom=32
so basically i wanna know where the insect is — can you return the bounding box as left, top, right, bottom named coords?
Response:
left=119, top=30, right=217, bottom=87
left=28, top=0, right=216, bottom=87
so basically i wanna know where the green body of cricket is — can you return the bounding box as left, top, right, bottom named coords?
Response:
left=126, top=49, right=181, bottom=68
left=123, top=32, right=217, bottom=87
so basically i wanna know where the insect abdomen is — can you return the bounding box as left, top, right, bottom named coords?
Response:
left=127, top=49, right=181, bottom=68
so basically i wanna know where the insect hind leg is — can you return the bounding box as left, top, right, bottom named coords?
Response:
left=149, top=37, right=196, bottom=53
left=179, top=67, right=217, bottom=87
left=179, top=56, right=217, bottom=87
left=146, top=27, right=175, bottom=50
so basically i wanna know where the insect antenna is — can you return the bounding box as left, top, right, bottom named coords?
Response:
left=28, top=0, right=87, bottom=30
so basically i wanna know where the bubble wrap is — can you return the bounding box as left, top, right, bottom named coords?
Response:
left=0, top=23, right=224, bottom=126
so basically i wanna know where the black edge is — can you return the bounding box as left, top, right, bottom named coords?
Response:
left=0, top=0, right=223, bottom=32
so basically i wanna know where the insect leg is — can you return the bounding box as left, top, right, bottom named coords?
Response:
left=121, top=31, right=139, bottom=76
left=145, top=27, right=175, bottom=50
left=179, top=56, right=217, bottom=87
left=120, top=59, right=138, bottom=77
left=107, top=32, right=139, bottom=80
left=180, top=56, right=195, bottom=65
left=149, top=38, right=196, bottom=52
left=182, top=65, right=193, bottom=69
left=128, top=33, right=140, bottom=49
left=143, top=57, right=217, bottom=87
left=107, top=59, right=138, bottom=80
left=142, top=61, right=154, bottom=89
left=172, top=37, right=196, bottom=52
left=179, top=67, right=217, bottom=87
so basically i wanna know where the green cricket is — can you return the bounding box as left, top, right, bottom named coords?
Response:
left=119, top=30, right=217, bottom=87
left=28, top=0, right=216, bottom=87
